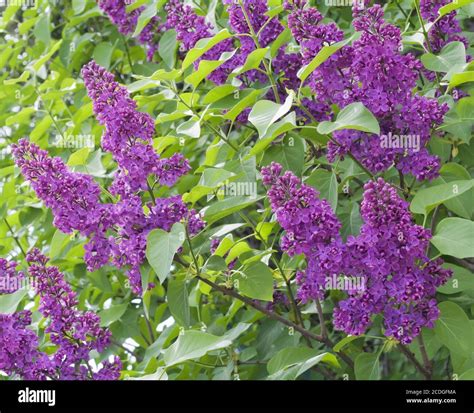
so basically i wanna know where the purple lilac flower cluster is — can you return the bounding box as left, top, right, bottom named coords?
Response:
left=82, top=61, right=190, bottom=197
left=261, top=162, right=344, bottom=301
left=0, top=251, right=121, bottom=380
left=263, top=164, right=452, bottom=344
left=13, top=62, right=204, bottom=294
left=334, top=179, right=452, bottom=344
left=0, top=258, right=24, bottom=293
left=420, top=0, right=469, bottom=53
left=286, top=1, right=449, bottom=181
left=97, top=0, right=163, bottom=61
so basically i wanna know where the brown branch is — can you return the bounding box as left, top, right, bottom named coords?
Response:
left=398, top=344, right=431, bottom=380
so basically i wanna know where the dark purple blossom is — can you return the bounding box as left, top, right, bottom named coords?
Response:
left=333, top=179, right=452, bottom=343
left=262, top=162, right=343, bottom=301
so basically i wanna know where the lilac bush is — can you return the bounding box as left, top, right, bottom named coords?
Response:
left=1, top=0, right=473, bottom=384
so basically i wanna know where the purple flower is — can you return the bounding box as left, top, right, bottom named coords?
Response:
left=262, top=162, right=343, bottom=301
left=0, top=252, right=121, bottom=380
left=12, top=139, right=109, bottom=236
left=420, top=0, right=469, bottom=53
left=333, top=179, right=452, bottom=344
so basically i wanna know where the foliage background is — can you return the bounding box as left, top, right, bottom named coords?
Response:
left=0, top=0, right=473, bottom=381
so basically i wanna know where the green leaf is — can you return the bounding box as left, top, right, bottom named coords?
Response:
left=0, top=289, right=28, bottom=314
left=67, top=147, right=91, bottom=167
left=267, top=347, right=339, bottom=380
left=448, top=71, right=474, bottom=91
left=459, top=368, right=474, bottom=380
left=167, top=278, right=190, bottom=327
left=249, top=113, right=297, bottom=157
left=438, top=0, right=474, bottom=18
left=163, top=330, right=233, bottom=366
left=249, top=91, right=294, bottom=137
left=434, top=301, right=473, bottom=357
left=431, top=218, right=474, bottom=259
left=223, top=88, right=264, bottom=121
left=184, top=168, right=235, bottom=204
left=297, top=33, right=359, bottom=83
left=146, top=223, right=186, bottom=284
left=355, top=353, right=381, bottom=380
left=182, top=29, right=232, bottom=70
left=158, top=30, right=178, bottom=69
left=434, top=164, right=474, bottom=219
left=31, top=40, right=63, bottom=72
left=341, top=202, right=363, bottom=240
left=317, top=102, right=380, bottom=136
left=261, top=132, right=305, bottom=176
left=132, top=0, right=158, bottom=37
left=239, top=262, right=274, bottom=301
left=72, top=0, right=87, bottom=15
left=93, top=42, right=113, bottom=69
left=176, top=117, right=201, bottom=138
left=6, top=107, right=36, bottom=126
left=132, top=368, right=168, bottom=380
left=30, top=117, right=53, bottom=142
left=306, top=169, right=338, bottom=210
left=333, top=335, right=364, bottom=352
left=437, top=264, right=474, bottom=294
left=440, top=96, right=474, bottom=144
left=421, top=42, right=466, bottom=73
left=410, top=180, right=474, bottom=216
left=204, top=196, right=261, bottom=224
left=99, top=303, right=128, bottom=327
left=229, top=47, right=269, bottom=79
left=202, top=85, right=237, bottom=104
left=49, top=230, right=69, bottom=260
left=33, top=14, right=51, bottom=46
left=185, top=50, right=236, bottom=88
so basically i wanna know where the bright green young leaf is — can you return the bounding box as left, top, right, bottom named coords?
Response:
left=99, top=303, right=128, bottom=327
left=204, top=196, right=261, bottom=224
left=421, top=42, right=466, bottom=73
left=146, top=223, right=186, bottom=284
left=239, top=261, right=274, bottom=301
left=132, top=0, right=158, bottom=37
left=159, top=30, right=178, bottom=69
left=185, top=50, right=236, bottom=88
left=182, top=29, right=232, bottom=70
left=437, top=264, right=474, bottom=294
left=297, top=33, right=359, bottom=83
left=317, top=102, right=380, bottom=136
left=410, top=180, right=474, bottom=216
left=163, top=330, right=233, bottom=366
left=438, top=0, right=474, bottom=18
left=229, top=47, right=269, bottom=79
left=306, top=169, right=339, bottom=210
left=268, top=347, right=339, bottom=380
left=431, top=218, right=474, bottom=259
left=167, top=278, right=190, bottom=327
left=434, top=301, right=473, bottom=357
left=355, top=352, right=381, bottom=380
left=249, top=91, right=295, bottom=137
left=0, top=289, right=28, bottom=314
